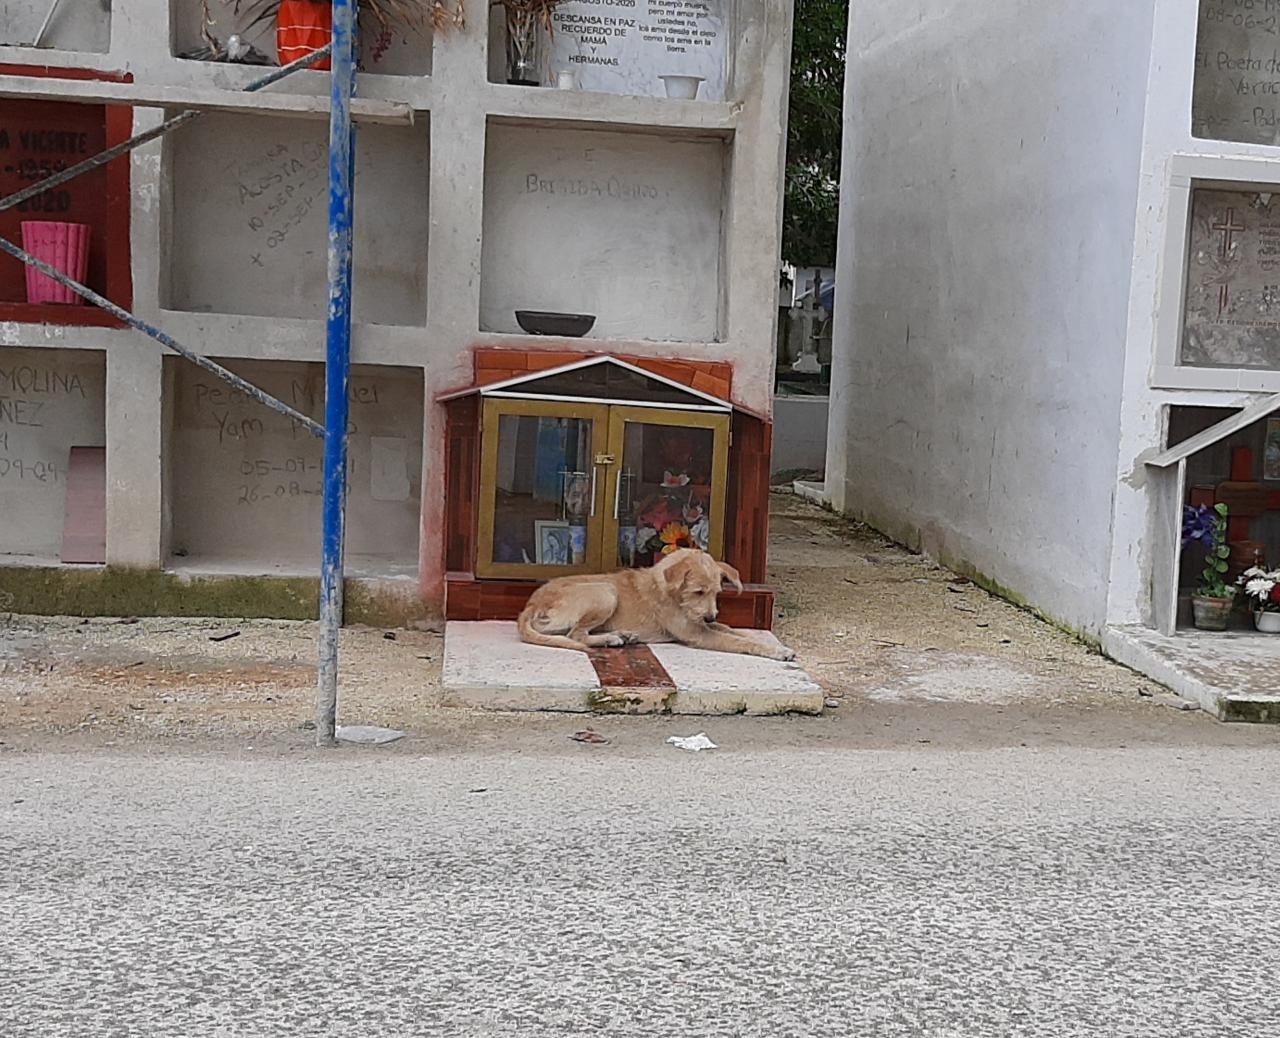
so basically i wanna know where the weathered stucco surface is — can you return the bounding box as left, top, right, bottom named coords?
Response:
left=827, top=1, right=1157, bottom=636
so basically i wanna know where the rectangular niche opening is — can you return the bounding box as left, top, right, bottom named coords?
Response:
left=163, top=112, right=429, bottom=326
left=1181, top=184, right=1280, bottom=371
left=1193, top=1, right=1280, bottom=145
left=1, top=0, right=110, bottom=53
left=0, top=347, right=106, bottom=563
left=0, top=99, right=132, bottom=326
left=480, top=120, right=727, bottom=342
left=171, top=1, right=432, bottom=77
left=1170, top=404, right=1280, bottom=630
left=163, top=357, right=423, bottom=578
left=485, top=0, right=730, bottom=98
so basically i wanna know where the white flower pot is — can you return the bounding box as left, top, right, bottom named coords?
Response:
left=660, top=75, right=703, bottom=100
left=1255, top=610, right=1280, bottom=633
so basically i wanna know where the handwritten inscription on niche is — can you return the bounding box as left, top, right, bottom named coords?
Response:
left=1193, top=0, right=1280, bottom=144
left=0, top=362, right=90, bottom=485
left=549, top=0, right=726, bottom=99
left=187, top=378, right=385, bottom=509
left=223, top=140, right=326, bottom=269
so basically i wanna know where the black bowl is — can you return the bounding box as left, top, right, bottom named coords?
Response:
left=515, top=310, right=596, bottom=337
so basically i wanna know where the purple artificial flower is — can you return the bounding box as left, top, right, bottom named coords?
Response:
left=1182, top=504, right=1217, bottom=551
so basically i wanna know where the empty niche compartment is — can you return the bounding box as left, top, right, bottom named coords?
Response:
left=163, top=112, right=429, bottom=325
left=170, top=0, right=432, bottom=77
left=163, top=357, right=423, bottom=577
left=480, top=121, right=727, bottom=341
left=0, top=347, right=106, bottom=562
left=1181, top=185, right=1280, bottom=371
left=1, top=0, right=110, bottom=53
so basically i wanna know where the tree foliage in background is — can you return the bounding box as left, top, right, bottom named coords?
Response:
left=783, top=0, right=847, bottom=268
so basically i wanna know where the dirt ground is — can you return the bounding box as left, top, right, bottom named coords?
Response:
left=1, top=494, right=1276, bottom=755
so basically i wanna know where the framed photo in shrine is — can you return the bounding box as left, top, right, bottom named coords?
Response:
left=1265, top=418, right=1280, bottom=481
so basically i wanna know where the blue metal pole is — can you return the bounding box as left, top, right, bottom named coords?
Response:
left=316, top=0, right=357, bottom=747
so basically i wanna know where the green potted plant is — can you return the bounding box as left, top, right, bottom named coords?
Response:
left=1183, top=503, right=1234, bottom=630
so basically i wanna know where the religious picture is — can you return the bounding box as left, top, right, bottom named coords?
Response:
left=535, top=520, right=572, bottom=566
left=1182, top=188, right=1280, bottom=371
left=1265, top=418, right=1280, bottom=482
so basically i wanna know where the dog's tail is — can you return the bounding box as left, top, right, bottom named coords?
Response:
left=517, top=605, right=590, bottom=652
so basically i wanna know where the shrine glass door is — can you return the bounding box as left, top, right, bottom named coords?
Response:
left=601, top=407, right=729, bottom=570
left=476, top=399, right=609, bottom=579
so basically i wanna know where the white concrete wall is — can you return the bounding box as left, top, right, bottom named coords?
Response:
left=0, top=347, right=105, bottom=559
left=1106, top=0, right=1280, bottom=629
left=771, top=394, right=826, bottom=476
left=480, top=124, right=725, bottom=342
left=0, top=0, right=793, bottom=612
left=827, top=1, right=1157, bottom=635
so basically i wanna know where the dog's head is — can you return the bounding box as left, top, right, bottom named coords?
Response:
left=660, top=548, right=743, bottom=625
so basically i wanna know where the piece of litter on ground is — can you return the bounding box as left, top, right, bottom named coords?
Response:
left=209, top=630, right=241, bottom=643
left=117, top=617, right=139, bottom=625
left=570, top=729, right=609, bottom=744
left=383, top=631, right=397, bottom=641
left=824, top=698, right=841, bottom=709
left=336, top=725, right=405, bottom=746
left=667, top=733, right=717, bottom=752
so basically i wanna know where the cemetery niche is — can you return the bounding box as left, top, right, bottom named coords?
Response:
left=490, top=0, right=729, bottom=98
left=1193, top=0, right=1280, bottom=146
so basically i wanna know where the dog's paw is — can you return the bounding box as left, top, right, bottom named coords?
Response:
left=601, top=633, right=629, bottom=648
left=615, top=631, right=642, bottom=646
left=771, top=645, right=797, bottom=663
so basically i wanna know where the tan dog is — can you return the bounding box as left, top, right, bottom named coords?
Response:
left=517, top=548, right=796, bottom=661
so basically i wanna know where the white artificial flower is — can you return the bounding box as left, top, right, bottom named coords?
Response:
left=1246, top=577, right=1275, bottom=599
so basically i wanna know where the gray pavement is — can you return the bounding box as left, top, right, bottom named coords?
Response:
left=3, top=743, right=1279, bottom=1037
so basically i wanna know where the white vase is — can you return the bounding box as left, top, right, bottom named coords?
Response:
left=1255, top=610, right=1280, bottom=633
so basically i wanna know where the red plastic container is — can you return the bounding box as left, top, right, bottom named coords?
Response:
left=277, top=0, right=333, bottom=70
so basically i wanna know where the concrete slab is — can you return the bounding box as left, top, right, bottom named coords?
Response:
left=442, top=621, right=600, bottom=712
left=651, top=633, right=825, bottom=715
left=792, top=479, right=829, bottom=507
left=1103, top=624, right=1280, bottom=723
left=441, top=621, right=825, bottom=715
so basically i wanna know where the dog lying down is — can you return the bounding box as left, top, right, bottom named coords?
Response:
left=517, top=548, right=796, bottom=661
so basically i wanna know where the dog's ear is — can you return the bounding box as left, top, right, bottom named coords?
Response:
left=664, top=552, right=694, bottom=589
left=716, top=560, right=743, bottom=592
